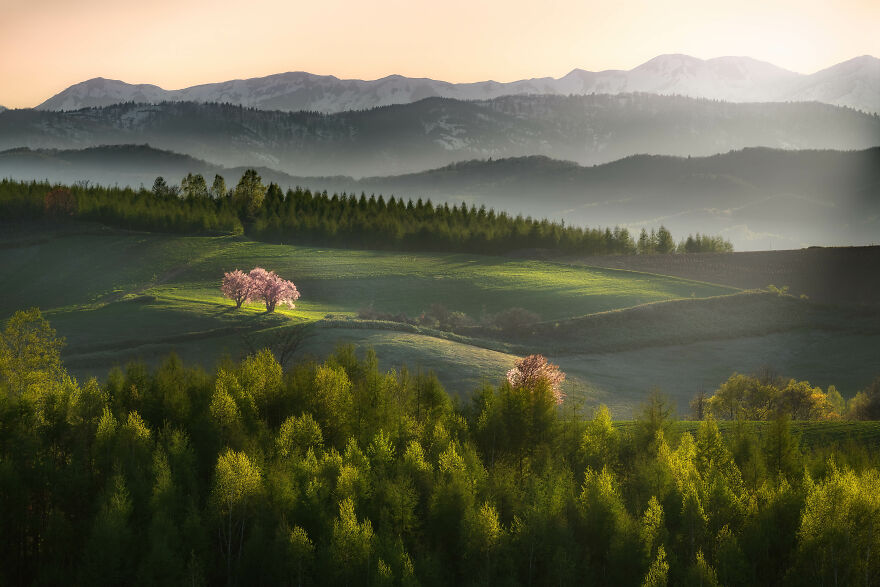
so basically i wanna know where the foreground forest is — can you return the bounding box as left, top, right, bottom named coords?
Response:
left=2, top=309, right=880, bottom=586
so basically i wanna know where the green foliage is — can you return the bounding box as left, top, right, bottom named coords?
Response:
left=233, top=169, right=267, bottom=216
left=0, top=177, right=732, bottom=257
left=848, top=377, right=880, bottom=420
left=1, top=312, right=879, bottom=585
left=795, top=464, right=880, bottom=585
left=211, top=174, right=227, bottom=199
left=181, top=172, right=209, bottom=200
left=0, top=307, right=65, bottom=395
left=331, top=498, right=375, bottom=583
left=580, top=404, right=620, bottom=471
left=707, top=372, right=842, bottom=421
left=277, top=413, right=324, bottom=459
left=643, top=546, right=669, bottom=587
left=678, top=233, right=735, bottom=254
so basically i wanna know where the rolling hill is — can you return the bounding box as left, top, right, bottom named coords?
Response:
left=35, top=54, right=880, bottom=114
left=1, top=223, right=878, bottom=415
left=566, top=246, right=880, bottom=305
left=0, top=145, right=308, bottom=190
left=3, top=94, right=879, bottom=177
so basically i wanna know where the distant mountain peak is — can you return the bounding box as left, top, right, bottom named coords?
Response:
left=637, top=53, right=703, bottom=66
left=34, top=54, right=880, bottom=114
left=816, top=54, right=880, bottom=74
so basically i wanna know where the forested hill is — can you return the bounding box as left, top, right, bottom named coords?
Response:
left=0, top=145, right=311, bottom=191
left=357, top=147, right=880, bottom=207
left=356, top=147, right=880, bottom=250
left=1, top=94, right=878, bottom=176
left=3, top=310, right=880, bottom=585
left=3, top=145, right=877, bottom=250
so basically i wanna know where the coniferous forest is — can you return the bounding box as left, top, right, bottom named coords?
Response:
left=0, top=173, right=733, bottom=256
left=2, top=308, right=879, bottom=586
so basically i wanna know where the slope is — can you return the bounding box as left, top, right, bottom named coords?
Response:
left=2, top=223, right=877, bottom=415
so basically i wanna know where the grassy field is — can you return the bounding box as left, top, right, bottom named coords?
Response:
left=1, top=227, right=734, bottom=317
left=2, top=223, right=878, bottom=415
left=567, top=246, right=880, bottom=305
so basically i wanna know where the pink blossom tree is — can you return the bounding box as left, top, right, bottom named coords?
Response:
left=507, top=354, right=566, bottom=404
left=221, top=269, right=254, bottom=308
left=248, top=267, right=300, bottom=313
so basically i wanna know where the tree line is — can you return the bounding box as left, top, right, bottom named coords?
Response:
left=698, top=371, right=880, bottom=422
left=1, top=308, right=879, bottom=586
left=0, top=172, right=733, bottom=256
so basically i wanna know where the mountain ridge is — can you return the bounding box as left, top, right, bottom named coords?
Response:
left=5, top=94, right=879, bottom=178
left=35, top=54, right=880, bottom=114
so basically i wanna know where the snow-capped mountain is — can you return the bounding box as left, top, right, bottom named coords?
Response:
left=784, top=56, right=880, bottom=112
left=35, top=54, right=880, bottom=114
left=39, top=78, right=168, bottom=111
left=37, top=71, right=574, bottom=113
left=555, top=55, right=801, bottom=102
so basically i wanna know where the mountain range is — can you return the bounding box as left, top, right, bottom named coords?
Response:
left=2, top=94, right=878, bottom=177
left=35, top=54, right=880, bottom=114
left=3, top=144, right=877, bottom=252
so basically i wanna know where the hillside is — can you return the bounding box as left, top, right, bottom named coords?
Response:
left=352, top=148, right=880, bottom=251
left=2, top=94, right=878, bottom=177
left=0, top=145, right=307, bottom=190
left=2, top=223, right=877, bottom=415
left=566, top=246, right=880, bottom=305
left=3, top=145, right=877, bottom=251
left=35, top=54, right=880, bottom=113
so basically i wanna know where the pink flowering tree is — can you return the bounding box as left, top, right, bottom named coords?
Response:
left=507, top=354, right=566, bottom=404
left=248, top=267, right=300, bottom=313
left=221, top=269, right=254, bottom=308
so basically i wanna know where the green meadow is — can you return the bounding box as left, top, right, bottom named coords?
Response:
left=2, top=224, right=877, bottom=414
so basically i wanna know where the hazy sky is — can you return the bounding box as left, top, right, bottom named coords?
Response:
left=1, top=0, right=878, bottom=108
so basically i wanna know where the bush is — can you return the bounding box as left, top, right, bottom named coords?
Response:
left=490, top=307, right=540, bottom=334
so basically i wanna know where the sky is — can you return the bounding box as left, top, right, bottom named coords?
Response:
left=1, top=0, right=878, bottom=108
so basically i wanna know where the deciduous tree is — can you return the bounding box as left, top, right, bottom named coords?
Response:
left=221, top=269, right=254, bottom=308
left=211, top=449, right=262, bottom=581
left=233, top=169, right=266, bottom=215
left=211, top=174, right=227, bottom=199
left=180, top=173, right=209, bottom=200
left=506, top=354, right=566, bottom=404
left=0, top=307, right=65, bottom=394
left=248, top=267, right=300, bottom=313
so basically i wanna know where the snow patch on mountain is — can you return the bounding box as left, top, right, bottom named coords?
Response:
left=785, top=56, right=880, bottom=112
left=35, top=55, right=880, bottom=114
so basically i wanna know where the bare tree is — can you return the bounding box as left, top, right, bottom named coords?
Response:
left=239, top=324, right=312, bottom=368
left=690, top=388, right=707, bottom=420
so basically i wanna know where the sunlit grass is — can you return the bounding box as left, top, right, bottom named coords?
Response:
left=7, top=226, right=875, bottom=417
